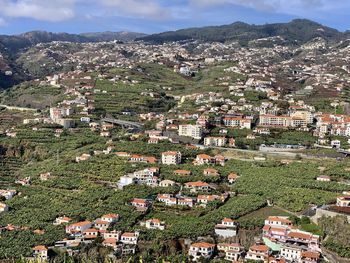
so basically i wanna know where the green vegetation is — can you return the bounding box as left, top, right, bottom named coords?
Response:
left=319, top=216, right=350, bottom=258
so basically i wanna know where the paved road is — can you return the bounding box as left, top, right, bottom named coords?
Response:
left=0, top=104, right=38, bottom=112
left=101, top=118, right=143, bottom=129
left=202, top=145, right=307, bottom=159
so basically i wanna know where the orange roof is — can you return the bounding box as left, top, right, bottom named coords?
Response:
left=174, top=169, right=191, bottom=175
left=197, top=154, right=212, bottom=159
left=70, top=221, right=91, bottom=227
left=83, top=228, right=98, bottom=233
left=103, top=238, right=118, bottom=244
left=131, top=198, right=148, bottom=204
left=301, top=251, right=320, bottom=259
left=148, top=218, right=161, bottom=224
left=263, top=225, right=271, bottom=231
left=95, top=220, right=109, bottom=225
left=270, top=227, right=287, bottom=233
left=267, top=216, right=292, bottom=224
left=222, top=218, right=235, bottom=223
left=33, top=245, right=48, bottom=251
left=288, top=231, right=312, bottom=240
left=102, top=213, right=119, bottom=219
left=228, top=173, right=239, bottom=179
left=122, top=232, right=137, bottom=237
left=204, top=168, right=218, bottom=172
left=191, top=242, right=215, bottom=249
left=250, top=245, right=269, bottom=252
left=185, top=181, right=210, bottom=187
left=162, top=151, right=179, bottom=156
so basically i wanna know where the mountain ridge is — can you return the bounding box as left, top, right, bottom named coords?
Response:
left=138, top=19, right=347, bottom=45
left=0, top=30, right=147, bottom=53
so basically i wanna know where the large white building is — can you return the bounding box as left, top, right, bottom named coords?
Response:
left=178, top=125, right=203, bottom=139
left=204, top=137, right=227, bottom=147
left=161, top=151, right=182, bottom=165
left=223, top=116, right=252, bottom=129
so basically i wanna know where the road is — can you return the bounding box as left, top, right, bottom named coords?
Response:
left=202, top=145, right=307, bottom=159
left=0, top=104, right=38, bottom=112
left=101, top=118, right=143, bottom=129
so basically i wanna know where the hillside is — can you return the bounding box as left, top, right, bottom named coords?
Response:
left=139, top=19, right=344, bottom=45
left=0, top=31, right=147, bottom=53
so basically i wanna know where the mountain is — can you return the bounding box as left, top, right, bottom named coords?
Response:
left=138, top=19, right=344, bottom=45
left=0, top=30, right=147, bottom=89
left=0, top=30, right=147, bottom=53
left=80, top=31, right=147, bottom=42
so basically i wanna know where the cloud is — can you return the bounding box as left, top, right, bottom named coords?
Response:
left=98, top=0, right=171, bottom=20
left=189, top=0, right=328, bottom=14
left=0, top=17, right=6, bottom=26
left=0, top=0, right=75, bottom=22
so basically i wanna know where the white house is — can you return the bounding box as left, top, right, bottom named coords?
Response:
left=33, top=245, right=48, bottom=260
left=120, top=232, right=139, bottom=245
left=161, top=151, right=182, bottom=165
left=188, top=242, right=216, bottom=261
left=215, top=218, right=238, bottom=238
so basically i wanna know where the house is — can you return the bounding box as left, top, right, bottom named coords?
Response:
left=179, top=124, right=203, bottom=139
left=53, top=216, right=72, bottom=225
left=287, top=231, right=320, bottom=251
left=94, top=219, right=110, bottom=231
left=264, top=216, right=293, bottom=228
left=129, top=154, right=157, bottom=164
left=215, top=218, right=238, bottom=238
left=203, top=168, right=219, bottom=176
left=337, top=196, right=350, bottom=207
left=159, top=180, right=176, bottom=187
left=161, top=151, right=182, bottom=165
left=197, top=195, right=223, bottom=205
left=103, top=238, right=119, bottom=250
left=120, top=232, right=139, bottom=245
left=223, top=115, right=251, bottom=129
left=331, top=140, right=341, bottom=149
left=245, top=244, right=270, bottom=261
left=217, top=243, right=244, bottom=261
left=40, top=172, right=51, bottom=181
left=157, top=194, right=178, bottom=206
left=0, top=202, right=8, bottom=212
left=33, top=245, right=48, bottom=260
left=174, top=169, right=191, bottom=176
left=142, top=218, right=166, bottom=230
left=228, top=138, right=236, bottom=147
left=177, top=197, right=195, bottom=207
left=184, top=181, right=211, bottom=192
left=214, top=155, right=226, bottom=166
left=280, top=244, right=303, bottom=262
left=83, top=228, right=99, bottom=239
left=189, top=242, right=215, bottom=261
left=316, top=175, right=331, bottom=182
left=15, top=177, right=31, bottom=186
left=195, top=154, right=213, bottom=165
left=131, top=198, right=151, bottom=211
left=0, top=189, right=16, bottom=200
left=76, top=153, right=91, bottom=163
left=228, top=173, right=239, bottom=184
left=103, top=230, right=121, bottom=240
left=148, top=138, right=159, bottom=144
left=115, top=152, right=130, bottom=158
left=301, top=251, right=320, bottom=263
left=204, top=137, right=227, bottom=147
left=101, top=213, right=119, bottom=223
left=66, top=221, right=92, bottom=235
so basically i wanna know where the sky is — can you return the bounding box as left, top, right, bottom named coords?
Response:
left=0, top=0, right=349, bottom=35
